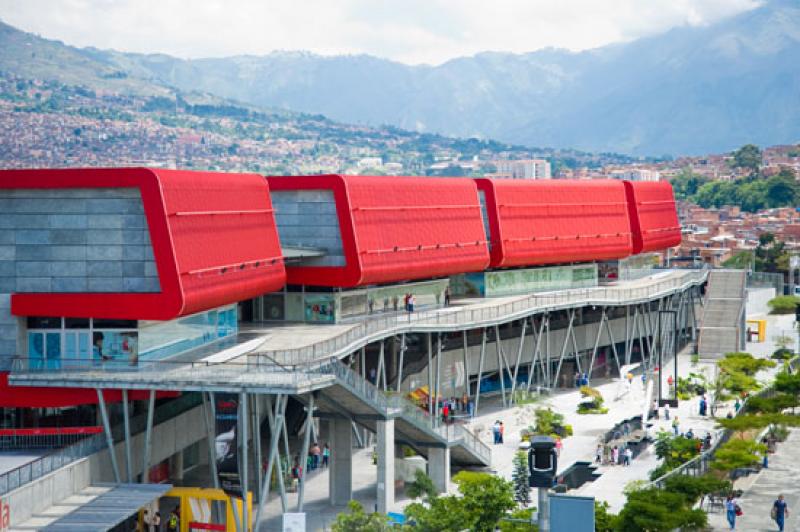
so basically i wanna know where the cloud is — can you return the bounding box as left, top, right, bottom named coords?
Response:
left=0, top=0, right=762, bottom=65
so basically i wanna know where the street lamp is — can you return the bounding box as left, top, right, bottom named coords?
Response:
left=657, top=309, right=679, bottom=407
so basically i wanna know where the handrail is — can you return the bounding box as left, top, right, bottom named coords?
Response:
left=255, top=269, right=708, bottom=367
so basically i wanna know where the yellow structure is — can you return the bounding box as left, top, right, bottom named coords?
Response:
left=746, top=319, right=766, bottom=342
left=140, top=487, right=252, bottom=532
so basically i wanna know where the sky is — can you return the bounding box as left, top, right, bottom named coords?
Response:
left=0, top=0, right=762, bottom=65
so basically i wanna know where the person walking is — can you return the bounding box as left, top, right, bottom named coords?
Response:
left=166, top=510, right=179, bottom=532
left=444, top=286, right=451, bottom=307
left=725, top=495, right=738, bottom=530
left=611, top=445, right=619, bottom=466
left=672, top=416, right=680, bottom=436
left=772, top=494, right=789, bottom=531
left=699, top=395, right=707, bottom=416
left=735, top=398, right=741, bottom=412
left=499, top=421, right=505, bottom=444
left=595, top=444, right=603, bottom=463
left=555, top=437, right=562, bottom=457
left=624, top=447, right=633, bottom=466
left=322, top=443, right=330, bottom=468
left=492, top=421, right=501, bottom=444
left=310, top=442, right=321, bottom=470
left=664, top=403, right=670, bottom=421
left=442, top=402, right=449, bottom=424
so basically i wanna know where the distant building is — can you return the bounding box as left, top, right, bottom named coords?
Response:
left=357, top=157, right=383, bottom=169
left=493, top=159, right=552, bottom=179
left=608, top=168, right=661, bottom=181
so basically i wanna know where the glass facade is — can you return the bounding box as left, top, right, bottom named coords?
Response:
left=26, top=304, right=238, bottom=368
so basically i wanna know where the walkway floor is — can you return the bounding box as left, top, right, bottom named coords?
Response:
left=706, top=429, right=800, bottom=532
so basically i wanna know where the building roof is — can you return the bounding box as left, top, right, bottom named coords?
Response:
left=624, top=180, right=682, bottom=254
left=3, top=168, right=286, bottom=320
left=476, top=178, right=634, bottom=268
left=268, top=174, right=490, bottom=286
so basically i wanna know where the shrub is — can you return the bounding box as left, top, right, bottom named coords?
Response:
left=577, top=386, right=608, bottom=414
left=711, top=439, right=767, bottom=472
left=529, top=407, right=573, bottom=438
left=332, top=500, right=392, bottom=532
left=767, top=295, right=800, bottom=314
left=772, top=348, right=794, bottom=360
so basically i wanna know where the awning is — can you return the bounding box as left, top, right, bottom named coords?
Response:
left=39, top=483, right=172, bottom=531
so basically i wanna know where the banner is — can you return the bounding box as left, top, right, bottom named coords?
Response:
left=214, top=393, right=242, bottom=497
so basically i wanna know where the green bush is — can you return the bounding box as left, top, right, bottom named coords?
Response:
left=772, top=348, right=795, bottom=360
left=577, top=386, right=607, bottom=414
left=767, top=295, right=800, bottom=314
left=527, top=407, right=573, bottom=438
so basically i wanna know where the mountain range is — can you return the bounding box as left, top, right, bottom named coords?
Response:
left=2, top=0, right=800, bottom=156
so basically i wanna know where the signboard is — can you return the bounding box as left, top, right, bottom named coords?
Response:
left=282, top=512, right=306, bottom=532
left=214, top=394, right=242, bottom=497
left=550, top=494, right=594, bottom=532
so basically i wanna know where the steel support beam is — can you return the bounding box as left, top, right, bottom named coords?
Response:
left=142, top=389, right=155, bottom=484
left=495, top=325, right=507, bottom=406
left=509, top=318, right=528, bottom=401
left=255, top=394, right=287, bottom=529
left=552, top=310, right=575, bottom=389
left=297, top=393, right=315, bottom=511
left=397, top=334, right=406, bottom=392
left=121, top=389, right=133, bottom=483
left=96, top=389, right=121, bottom=484
left=474, top=328, right=487, bottom=415
left=240, top=391, right=249, bottom=532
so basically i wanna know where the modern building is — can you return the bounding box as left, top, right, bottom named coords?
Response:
left=0, top=168, right=708, bottom=530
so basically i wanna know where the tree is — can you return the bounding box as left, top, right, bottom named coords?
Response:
left=718, top=352, right=775, bottom=377
left=594, top=500, right=617, bottom=532
left=767, top=295, right=800, bottom=315
left=406, top=469, right=437, bottom=501
left=711, top=439, right=767, bottom=472
left=332, top=500, right=392, bottom=532
left=733, top=144, right=762, bottom=174
left=404, top=471, right=516, bottom=532
left=512, top=452, right=531, bottom=506
left=766, top=169, right=800, bottom=208
left=662, top=474, right=731, bottom=505
left=615, top=488, right=707, bottom=532
left=669, top=169, right=709, bottom=200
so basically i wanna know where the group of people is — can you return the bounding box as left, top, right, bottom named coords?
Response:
left=492, top=420, right=505, bottom=444
left=438, top=394, right=473, bottom=422
left=595, top=443, right=634, bottom=466
left=141, top=508, right=179, bottom=532
left=288, top=442, right=331, bottom=482
left=573, top=372, right=590, bottom=388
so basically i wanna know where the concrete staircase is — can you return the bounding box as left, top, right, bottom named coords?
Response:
left=313, top=359, right=492, bottom=467
left=697, top=269, right=746, bottom=358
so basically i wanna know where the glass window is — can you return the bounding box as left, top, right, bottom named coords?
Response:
left=45, top=332, right=61, bottom=370
left=65, top=318, right=90, bottom=329
left=28, top=332, right=44, bottom=369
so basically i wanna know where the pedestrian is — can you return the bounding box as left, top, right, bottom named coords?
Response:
left=291, top=458, right=302, bottom=480
left=493, top=420, right=501, bottom=444
left=393, top=295, right=399, bottom=312
left=322, top=443, right=330, bottom=468
left=664, top=403, right=670, bottom=421
left=735, top=398, right=741, bottom=412
left=624, top=447, right=633, bottom=466
left=595, top=444, right=603, bottom=463
left=369, top=367, right=377, bottom=384
left=467, top=399, right=474, bottom=418
left=444, top=286, right=451, bottom=307
left=704, top=432, right=712, bottom=451
left=310, top=442, right=321, bottom=470
left=151, top=512, right=161, bottom=532
left=574, top=372, right=581, bottom=388
left=499, top=421, right=505, bottom=444
left=408, top=294, right=415, bottom=313
left=686, top=428, right=694, bottom=440
left=582, top=373, right=589, bottom=386
left=772, top=494, right=789, bottom=531
left=725, top=495, right=738, bottom=530
left=442, top=402, right=449, bottom=424
left=667, top=374, right=674, bottom=389
left=762, top=441, right=769, bottom=469
left=611, top=445, right=619, bottom=465
left=699, top=396, right=707, bottom=416
left=555, top=437, right=562, bottom=457
left=651, top=399, right=659, bottom=419
left=167, top=510, right=179, bottom=532
left=623, top=422, right=631, bottom=437
left=672, top=416, right=680, bottom=436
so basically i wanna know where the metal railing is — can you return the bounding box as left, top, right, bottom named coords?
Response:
left=0, top=427, right=102, bottom=451
left=0, top=392, right=203, bottom=496
left=649, top=356, right=799, bottom=489
left=315, top=357, right=492, bottom=464
left=257, top=270, right=708, bottom=366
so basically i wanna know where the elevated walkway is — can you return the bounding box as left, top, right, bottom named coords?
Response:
left=697, top=269, right=746, bottom=358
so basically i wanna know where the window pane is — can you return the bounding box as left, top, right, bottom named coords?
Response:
left=65, top=318, right=90, bottom=329
left=46, top=333, right=61, bottom=370
left=27, top=317, right=61, bottom=329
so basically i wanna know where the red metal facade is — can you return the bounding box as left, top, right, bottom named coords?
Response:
left=624, top=181, right=682, bottom=254
left=267, top=175, right=490, bottom=286
left=476, top=178, right=634, bottom=268
left=3, top=168, right=286, bottom=320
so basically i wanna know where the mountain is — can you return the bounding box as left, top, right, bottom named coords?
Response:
left=3, top=0, right=799, bottom=156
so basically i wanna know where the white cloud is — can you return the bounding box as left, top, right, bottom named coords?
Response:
left=0, top=0, right=762, bottom=65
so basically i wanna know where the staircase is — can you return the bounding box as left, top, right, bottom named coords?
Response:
left=697, top=270, right=747, bottom=358
left=310, top=359, right=492, bottom=467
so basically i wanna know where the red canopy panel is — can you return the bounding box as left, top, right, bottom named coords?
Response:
left=476, top=178, right=634, bottom=268
left=624, top=181, right=682, bottom=254
left=267, top=175, right=490, bottom=287
left=4, top=168, right=286, bottom=320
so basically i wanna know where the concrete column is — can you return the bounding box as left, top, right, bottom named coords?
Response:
left=170, top=450, right=184, bottom=481
left=427, top=447, right=450, bottom=493
left=376, top=419, right=395, bottom=514
left=329, top=417, right=353, bottom=506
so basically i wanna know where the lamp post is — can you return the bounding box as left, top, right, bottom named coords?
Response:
left=657, top=309, right=678, bottom=406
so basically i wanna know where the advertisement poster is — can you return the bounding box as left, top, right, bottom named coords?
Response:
left=304, top=295, right=336, bottom=323
left=214, top=393, right=242, bottom=497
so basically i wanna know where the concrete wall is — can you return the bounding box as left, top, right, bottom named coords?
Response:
left=89, top=403, right=208, bottom=484
left=271, top=189, right=345, bottom=267
left=6, top=456, right=92, bottom=527
left=0, top=188, right=160, bottom=360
